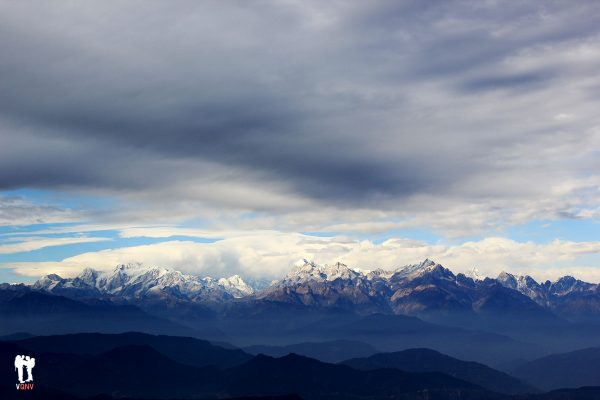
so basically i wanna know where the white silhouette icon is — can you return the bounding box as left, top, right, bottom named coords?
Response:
left=14, top=355, right=35, bottom=383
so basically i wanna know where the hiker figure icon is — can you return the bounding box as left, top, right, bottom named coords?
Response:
left=14, top=355, right=35, bottom=383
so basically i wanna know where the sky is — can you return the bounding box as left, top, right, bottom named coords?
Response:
left=2, top=1, right=600, bottom=283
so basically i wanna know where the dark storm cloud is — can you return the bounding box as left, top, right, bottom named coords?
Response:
left=458, top=70, right=557, bottom=93
left=1, top=0, right=600, bottom=212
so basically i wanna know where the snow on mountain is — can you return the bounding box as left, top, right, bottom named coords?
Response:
left=496, top=271, right=600, bottom=316
left=497, top=271, right=518, bottom=289
left=33, top=273, right=63, bottom=291
left=390, top=258, right=455, bottom=281
left=218, top=275, right=254, bottom=297
left=366, top=268, right=396, bottom=280
left=548, top=275, right=597, bottom=296
left=279, top=259, right=362, bottom=285
left=277, top=258, right=469, bottom=288
left=278, top=258, right=453, bottom=287
left=259, top=259, right=600, bottom=320
left=243, top=276, right=276, bottom=291
left=496, top=271, right=598, bottom=299
left=260, top=258, right=470, bottom=314
left=496, top=272, right=546, bottom=301
left=31, top=259, right=600, bottom=319
left=34, top=263, right=255, bottom=302
left=393, top=258, right=437, bottom=277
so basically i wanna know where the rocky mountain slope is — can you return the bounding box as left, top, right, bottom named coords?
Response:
left=29, top=259, right=600, bottom=323
left=254, top=259, right=562, bottom=326
left=496, top=271, right=600, bottom=320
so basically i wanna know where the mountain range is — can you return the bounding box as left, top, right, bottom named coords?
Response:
left=0, top=283, right=204, bottom=337
left=4, top=258, right=600, bottom=368
left=30, top=259, right=600, bottom=326
left=33, top=262, right=255, bottom=302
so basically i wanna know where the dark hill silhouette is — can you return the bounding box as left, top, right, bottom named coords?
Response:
left=342, top=348, right=536, bottom=394
left=0, top=341, right=218, bottom=398
left=288, top=312, right=546, bottom=367
left=0, top=338, right=502, bottom=400
left=0, top=288, right=206, bottom=337
left=58, top=345, right=219, bottom=397
left=523, top=387, right=600, bottom=400
left=223, top=353, right=495, bottom=400
left=244, top=339, right=378, bottom=363
left=14, top=331, right=251, bottom=368
left=0, top=332, right=34, bottom=340
left=512, top=347, right=600, bottom=390
left=3, top=334, right=600, bottom=400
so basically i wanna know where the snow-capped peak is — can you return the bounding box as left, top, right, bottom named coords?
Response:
left=497, top=271, right=518, bottom=288
left=283, top=260, right=360, bottom=284
left=281, top=258, right=456, bottom=285
left=366, top=268, right=395, bottom=280
left=32, top=274, right=62, bottom=291
left=392, top=259, right=451, bottom=280
left=497, top=271, right=539, bottom=287
left=550, top=275, right=595, bottom=296
left=218, top=275, right=254, bottom=297
left=322, top=262, right=361, bottom=281
left=285, top=259, right=324, bottom=282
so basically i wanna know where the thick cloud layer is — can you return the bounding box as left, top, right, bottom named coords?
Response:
left=9, top=231, right=600, bottom=283
left=1, top=1, right=600, bottom=233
